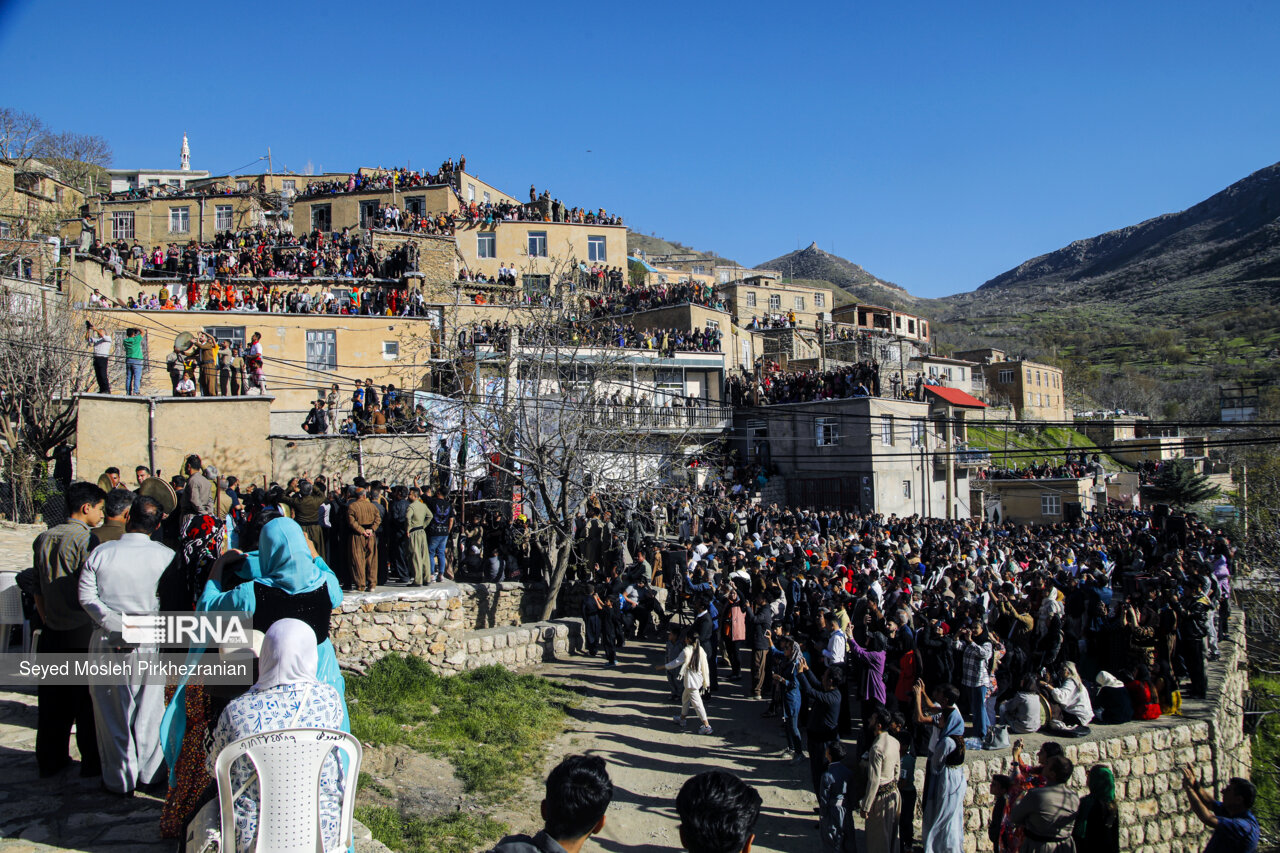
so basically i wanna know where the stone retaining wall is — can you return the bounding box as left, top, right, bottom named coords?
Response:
left=950, top=613, right=1249, bottom=853
left=331, top=582, right=575, bottom=674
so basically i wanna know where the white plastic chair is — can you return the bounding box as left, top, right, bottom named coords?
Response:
left=214, top=727, right=362, bottom=853
left=0, top=571, right=28, bottom=654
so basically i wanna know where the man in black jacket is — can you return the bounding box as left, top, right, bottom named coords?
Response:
left=744, top=593, right=774, bottom=700
left=488, top=754, right=613, bottom=853
left=798, top=655, right=845, bottom=797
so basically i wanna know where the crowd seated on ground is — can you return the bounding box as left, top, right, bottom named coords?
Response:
left=724, top=363, right=882, bottom=406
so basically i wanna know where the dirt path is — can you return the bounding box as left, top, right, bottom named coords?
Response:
left=492, top=639, right=821, bottom=853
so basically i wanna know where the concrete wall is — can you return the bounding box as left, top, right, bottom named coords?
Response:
left=84, top=307, right=438, bottom=411
left=981, top=477, right=1099, bottom=524
left=74, top=394, right=274, bottom=484
left=453, top=221, right=627, bottom=280
left=270, top=434, right=438, bottom=485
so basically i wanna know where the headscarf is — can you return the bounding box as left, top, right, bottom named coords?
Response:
left=178, top=513, right=224, bottom=608
left=253, top=619, right=319, bottom=691
left=1075, top=765, right=1118, bottom=840
left=238, top=517, right=329, bottom=594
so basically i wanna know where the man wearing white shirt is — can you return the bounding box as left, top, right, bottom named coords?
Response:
left=820, top=610, right=851, bottom=736
left=77, top=496, right=174, bottom=795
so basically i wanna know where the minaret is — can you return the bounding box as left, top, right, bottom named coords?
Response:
left=180, top=133, right=191, bottom=171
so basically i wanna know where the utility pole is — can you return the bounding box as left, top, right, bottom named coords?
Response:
left=267, top=147, right=273, bottom=176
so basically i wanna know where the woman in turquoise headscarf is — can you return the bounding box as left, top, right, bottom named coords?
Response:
left=1073, top=764, right=1119, bottom=853
left=159, top=517, right=346, bottom=818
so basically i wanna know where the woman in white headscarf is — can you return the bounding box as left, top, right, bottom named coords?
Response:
left=206, top=619, right=346, bottom=853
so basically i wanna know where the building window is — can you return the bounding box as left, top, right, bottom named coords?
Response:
left=215, top=205, right=233, bottom=231
left=998, top=369, right=1014, bottom=384
left=382, top=341, right=399, bottom=360
left=794, top=296, right=805, bottom=311
left=0, top=220, right=10, bottom=238
left=169, top=206, right=190, bottom=233
left=527, top=231, right=547, bottom=257
left=1026, top=370, right=1033, bottom=383
left=587, top=235, right=607, bottom=262
left=769, top=294, right=781, bottom=310
left=908, top=319, right=916, bottom=334
left=477, top=232, right=496, bottom=258
left=910, top=419, right=925, bottom=445
left=706, top=319, right=719, bottom=330
left=111, top=211, right=135, bottom=241
left=147, top=178, right=160, bottom=187
left=814, top=293, right=825, bottom=308
left=55, top=187, right=64, bottom=204
left=816, top=417, right=839, bottom=447
left=881, top=415, right=894, bottom=446
left=282, top=180, right=296, bottom=192
left=311, top=204, right=332, bottom=232
left=467, top=183, right=476, bottom=201
left=746, top=292, right=757, bottom=308
left=1041, top=494, right=1061, bottom=516
left=305, top=329, right=337, bottom=372
left=236, top=180, right=249, bottom=192
left=483, top=191, right=491, bottom=203
left=204, top=326, right=246, bottom=352
left=405, top=196, right=425, bottom=217
left=903, top=480, right=912, bottom=499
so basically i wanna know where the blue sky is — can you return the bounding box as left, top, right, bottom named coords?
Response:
left=3, top=0, right=1277, bottom=297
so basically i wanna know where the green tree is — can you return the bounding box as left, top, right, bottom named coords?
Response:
left=627, top=258, right=648, bottom=288
left=1147, top=458, right=1220, bottom=507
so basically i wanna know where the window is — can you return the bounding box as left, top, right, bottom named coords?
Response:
left=236, top=180, right=249, bottom=192
left=527, top=231, right=547, bottom=257
left=908, top=319, right=916, bottom=334
left=522, top=274, right=550, bottom=297
left=769, top=294, right=781, bottom=310
left=147, top=178, right=160, bottom=187
left=706, top=319, right=719, bottom=330
left=1036, top=371, right=1042, bottom=386
left=998, top=369, right=1014, bottom=384
left=282, top=180, right=296, bottom=192
left=655, top=368, right=684, bottom=403
left=881, top=415, right=894, bottom=446
left=746, top=292, right=757, bottom=308
left=1026, top=370, right=1033, bottom=383
left=903, top=480, right=912, bottom=499
left=169, top=206, right=190, bottom=233
left=816, top=417, right=839, bottom=446
left=305, top=329, right=337, bottom=372
left=794, top=296, right=805, bottom=311
left=405, top=196, right=425, bottom=217
left=111, top=211, right=135, bottom=240
left=910, top=419, right=925, bottom=445
left=1041, top=494, right=1061, bottom=516
left=483, top=191, right=491, bottom=204
left=814, top=293, right=825, bottom=308
left=467, top=183, right=476, bottom=201
left=0, top=220, right=9, bottom=238
left=311, top=204, right=331, bottom=232
left=203, top=326, right=245, bottom=352
left=215, top=205, right=233, bottom=231
left=477, top=232, right=496, bottom=258
left=55, top=187, right=64, bottom=204
left=587, top=235, right=607, bottom=262
left=382, top=341, right=399, bottom=360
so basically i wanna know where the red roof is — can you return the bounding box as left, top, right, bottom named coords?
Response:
left=922, top=384, right=988, bottom=408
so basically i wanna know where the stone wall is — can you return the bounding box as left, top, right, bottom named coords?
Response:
left=950, top=613, right=1249, bottom=853
left=331, top=582, right=574, bottom=675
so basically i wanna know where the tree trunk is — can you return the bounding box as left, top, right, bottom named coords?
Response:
left=538, top=536, right=573, bottom=622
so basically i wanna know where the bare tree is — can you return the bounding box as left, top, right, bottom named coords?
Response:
left=37, top=130, right=112, bottom=192
left=394, top=275, right=717, bottom=620
left=0, top=107, right=46, bottom=163
left=0, top=287, right=95, bottom=519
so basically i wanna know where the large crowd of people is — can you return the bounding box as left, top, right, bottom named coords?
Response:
left=725, top=363, right=883, bottom=406
left=17, top=443, right=1261, bottom=853
left=585, top=280, right=724, bottom=318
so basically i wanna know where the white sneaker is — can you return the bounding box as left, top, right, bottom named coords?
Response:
left=698, top=725, right=713, bottom=735
left=674, top=715, right=686, bottom=728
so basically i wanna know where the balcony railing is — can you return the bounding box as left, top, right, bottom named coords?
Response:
left=935, top=446, right=991, bottom=468
left=580, top=404, right=731, bottom=432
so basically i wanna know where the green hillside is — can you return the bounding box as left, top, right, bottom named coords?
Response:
left=964, top=424, right=1124, bottom=471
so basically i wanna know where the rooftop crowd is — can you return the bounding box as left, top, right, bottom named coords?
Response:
left=455, top=319, right=724, bottom=355
left=725, top=363, right=883, bottom=406
left=585, top=280, right=724, bottom=318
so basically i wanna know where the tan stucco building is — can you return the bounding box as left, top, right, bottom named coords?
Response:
left=956, top=348, right=1065, bottom=421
